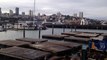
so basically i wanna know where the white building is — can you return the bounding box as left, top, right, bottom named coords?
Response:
left=80, top=18, right=89, bottom=25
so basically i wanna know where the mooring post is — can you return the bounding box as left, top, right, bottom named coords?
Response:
left=23, top=26, right=25, bottom=38
left=75, top=26, right=77, bottom=32
left=70, top=26, right=72, bottom=32
left=52, top=23, right=54, bottom=35
left=38, top=27, right=41, bottom=39
left=63, top=25, right=65, bottom=32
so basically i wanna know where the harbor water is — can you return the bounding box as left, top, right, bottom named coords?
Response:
left=0, top=28, right=107, bottom=40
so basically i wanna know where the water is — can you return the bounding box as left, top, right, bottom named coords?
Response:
left=0, top=28, right=107, bottom=40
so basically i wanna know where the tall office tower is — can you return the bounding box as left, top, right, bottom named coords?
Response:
left=9, top=10, right=14, bottom=16
left=15, top=7, right=19, bottom=15
left=22, top=12, right=25, bottom=16
left=29, top=10, right=33, bottom=17
left=0, top=8, right=2, bottom=16
left=73, top=13, right=77, bottom=17
left=79, top=12, right=83, bottom=18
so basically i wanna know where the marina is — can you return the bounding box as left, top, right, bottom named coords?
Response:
left=0, top=28, right=107, bottom=60
left=0, top=0, right=107, bottom=59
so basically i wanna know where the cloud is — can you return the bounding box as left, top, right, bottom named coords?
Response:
left=0, top=0, right=107, bottom=20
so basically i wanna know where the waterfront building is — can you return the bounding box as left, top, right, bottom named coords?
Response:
left=80, top=18, right=89, bottom=25
left=9, top=10, right=14, bottom=16
left=15, top=7, right=19, bottom=16
left=79, top=12, right=83, bottom=18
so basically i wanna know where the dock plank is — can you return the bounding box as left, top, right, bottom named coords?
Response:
left=0, top=40, right=30, bottom=48
left=47, top=40, right=82, bottom=53
left=0, top=47, right=50, bottom=60
left=75, top=33, right=99, bottom=38
left=42, top=35, right=69, bottom=40
left=16, top=38, right=48, bottom=44
left=61, top=32, right=81, bottom=36
left=30, top=42, right=71, bottom=55
left=64, top=36, right=90, bottom=44
left=48, top=40, right=82, bottom=48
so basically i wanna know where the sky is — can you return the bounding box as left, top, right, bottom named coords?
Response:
left=0, top=0, right=107, bottom=20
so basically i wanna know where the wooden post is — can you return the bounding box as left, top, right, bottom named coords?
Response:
left=63, top=25, right=65, bottom=32
left=52, top=24, right=54, bottom=35
left=39, top=27, right=41, bottom=39
left=75, top=26, right=77, bottom=32
left=70, top=25, right=72, bottom=32
left=23, top=26, right=25, bottom=38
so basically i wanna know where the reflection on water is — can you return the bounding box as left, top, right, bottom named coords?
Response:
left=0, top=28, right=107, bottom=40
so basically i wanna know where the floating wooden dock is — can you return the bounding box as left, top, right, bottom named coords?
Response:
left=30, top=42, right=71, bottom=56
left=75, top=31, right=103, bottom=35
left=0, top=47, right=50, bottom=60
left=61, top=32, right=81, bottom=36
left=62, top=31, right=101, bottom=37
left=42, top=35, right=69, bottom=40
left=74, top=33, right=99, bottom=38
left=64, top=36, right=90, bottom=44
left=16, top=38, right=48, bottom=44
left=0, top=40, right=30, bottom=48
left=48, top=40, right=82, bottom=53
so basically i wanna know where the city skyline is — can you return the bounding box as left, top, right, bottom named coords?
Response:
left=0, top=0, right=107, bottom=20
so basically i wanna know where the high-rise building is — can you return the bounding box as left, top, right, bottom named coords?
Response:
left=15, top=7, right=19, bottom=15
left=29, top=10, right=33, bottom=17
left=79, top=12, right=83, bottom=18
left=22, top=12, right=25, bottom=16
left=0, top=8, right=2, bottom=16
left=73, top=13, right=77, bottom=17
left=9, top=10, right=13, bottom=16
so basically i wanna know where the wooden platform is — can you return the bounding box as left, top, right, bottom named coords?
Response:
left=75, top=33, right=99, bottom=38
left=0, top=47, right=50, bottom=60
left=62, top=32, right=101, bottom=37
left=30, top=42, right=71, bottom=56
left=16, top=38, right=48, bottom=44
left=0, top=40, right=30, bottom=48
left=48, top=40, right=82, bottom=53
left=75, top=31, right=103, bottom=35
left=64, top=36, right=90, bottom=44
left=42, top=35, right=69, bottom=40
left=61, top=32, right=81, bottom=36
left=48, top=40, right=82, bottom=48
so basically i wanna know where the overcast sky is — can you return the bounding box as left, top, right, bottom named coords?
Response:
left=0, top=0, right=107, bottom=20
